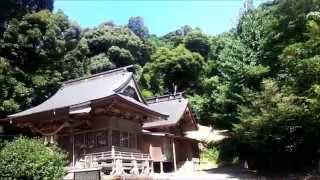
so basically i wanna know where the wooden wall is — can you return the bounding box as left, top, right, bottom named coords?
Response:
left=142, top=134, right=199, bottom=163
left=58, top=114, right=143, bottom=164
left=142, top=135, right=173, bottom=162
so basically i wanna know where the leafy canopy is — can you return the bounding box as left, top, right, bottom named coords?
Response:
left=140, top=45, right=204, bottom=94
left=0, top=137, right=67, bottom=180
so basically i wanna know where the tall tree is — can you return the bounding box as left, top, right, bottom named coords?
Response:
left=0, top=10, right=83, bottom=117
left=0, top=0, right=54, bottom=33
left=140, top=45, right=204, bottom=95
left=127, top=16, right=149, bottom=39
left=184, top=30, right=211, bottom=59
left=76, top=23, right=152, bottom=74
left=232, top=0, right=320, bottom=170
left=162, top=25, right=193, bottom=47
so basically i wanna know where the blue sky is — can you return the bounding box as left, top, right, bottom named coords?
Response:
left=54, top=0, right=264, bottom=36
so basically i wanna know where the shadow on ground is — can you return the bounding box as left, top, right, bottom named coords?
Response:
left=203, top=166, right=320, bottom=180
left=203, top=166, right=260, bottom=179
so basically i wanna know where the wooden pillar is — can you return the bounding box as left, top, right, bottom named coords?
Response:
left=149, top=144, right=154, bottom=173
left=160, top=142, right=164, bottom=173
left=135, top=133, right=138, bottom=149
left=160, top=160, right=164, bottom=174
left=172, top=138, right=177, bottom=172
left=72, top=135, right=75, bottom=167
left=112, top=145, right=115, bottom=163
left=108, top=129, right=112, bottom=147
left=44, top=136, right=48, bottom=145
left=151, top=161, right=154, bottom=174
left=50, top=135, right=54, bottom=144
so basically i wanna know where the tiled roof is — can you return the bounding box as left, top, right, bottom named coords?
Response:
left=9, top=66, right=166, bottom=119
left=143, top=93, right=189, bottom=128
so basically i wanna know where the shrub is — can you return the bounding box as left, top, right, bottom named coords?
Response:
left=0, top=137, right=67, bottom=180
left=201, top=146, right=220, bottom=163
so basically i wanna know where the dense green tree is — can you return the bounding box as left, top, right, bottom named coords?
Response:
left=78, top=24, right=152, bottom=73
left=189, top=32, right=268, bottom=129
left=147, top=35, right=173, bottom=53
left=162, top=25, right=193, bottom=47
left=234, top=80, right=319, bottom=170
left=184, top=30, right=210, bottom=59
left=0, top=10, right=84, bottom=117
left=188, top=76, right=238, bottom=128
left=231, top=2, right=320, bottom=170
left=0, top=137, right=67, bottom=179
left=0, top=0, right=53, bottom=33
left=1, top=0, right=320, bottom=172
left=183, top=0, right=320, bottom=171
left=237, top=0, right=320, bottom=75
left=0, top=10, right=156, bottom=117
left=0, top=58, right=29, bottom=116
left=140, top=46, right=204, bottom=94
left=127, top=16, right=149, bottom=39
left=236, top=5, right=277, bottom=71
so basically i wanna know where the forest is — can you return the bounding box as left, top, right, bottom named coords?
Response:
left=1, top=0, right=320, bottom=172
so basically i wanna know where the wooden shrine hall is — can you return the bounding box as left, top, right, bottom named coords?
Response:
left=1, top=66, right=200, bottom=177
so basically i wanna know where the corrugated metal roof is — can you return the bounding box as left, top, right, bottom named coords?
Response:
left=143, top=94, right=188, bottom=128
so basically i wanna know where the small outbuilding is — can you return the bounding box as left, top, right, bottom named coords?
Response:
left=142, top=94, right=200, bottom=173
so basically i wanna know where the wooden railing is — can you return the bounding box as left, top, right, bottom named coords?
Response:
left=86, top=148, right=150, bottom=161
left=82, top=146, right=152, bottom=176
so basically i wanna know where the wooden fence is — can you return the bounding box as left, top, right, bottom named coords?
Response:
left=82, top=146, right=152, bottom=176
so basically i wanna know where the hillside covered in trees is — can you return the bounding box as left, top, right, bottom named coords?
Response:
left=1, top=0, right=320, bottom=172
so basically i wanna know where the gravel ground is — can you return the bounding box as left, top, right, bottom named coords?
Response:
left=152, top=167, right=260, bottom=180
left=152, top=168, right=320, bottom=180
left=153, top=173, right=243, bottom=180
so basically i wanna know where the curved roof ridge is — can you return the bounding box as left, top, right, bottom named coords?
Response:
left=62, top=65, right=134, bottom=86
left=146, top=92, right=185, bottom=104
left=8, top=69, right=133, bottom=118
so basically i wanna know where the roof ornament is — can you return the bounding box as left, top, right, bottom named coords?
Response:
left=173, top=84, right=178, bottom=96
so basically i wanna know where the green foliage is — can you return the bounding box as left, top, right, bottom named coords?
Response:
left=140, top=45, right=204, bottom=94
left=234, top=80, right=320, bottom=170
left=188, top=32, right=269, bottom=129
left=189, top=76, right=239, bottom=128
left=0, top=0, right=53, bottom=33
left=201, top=146, right=220, bottom=163
left=0, top=10, right=154, bottom=117
left=184, top=30, right=210, bottom=59
left=0, top=57, right=29, bottom=115
left=127, top=16, right=149, bottom=39
left=215, top=139, right=240, bottom=165
left=162, top=25, right=193, bottom=47
left=141, top=89, right=154, bottom=99
left=0, top=137, right=67, bottom=179
left=79, top=24, right=152, bottom=72
left=147, top=35, right=173, bottom=52
left=230, top=1, right=320, bottom=170
left=1, top=0, right=320, bottom=172
left=0, top=10, right=84, bottom=117
left=237, top=5, right=278, bottom=68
